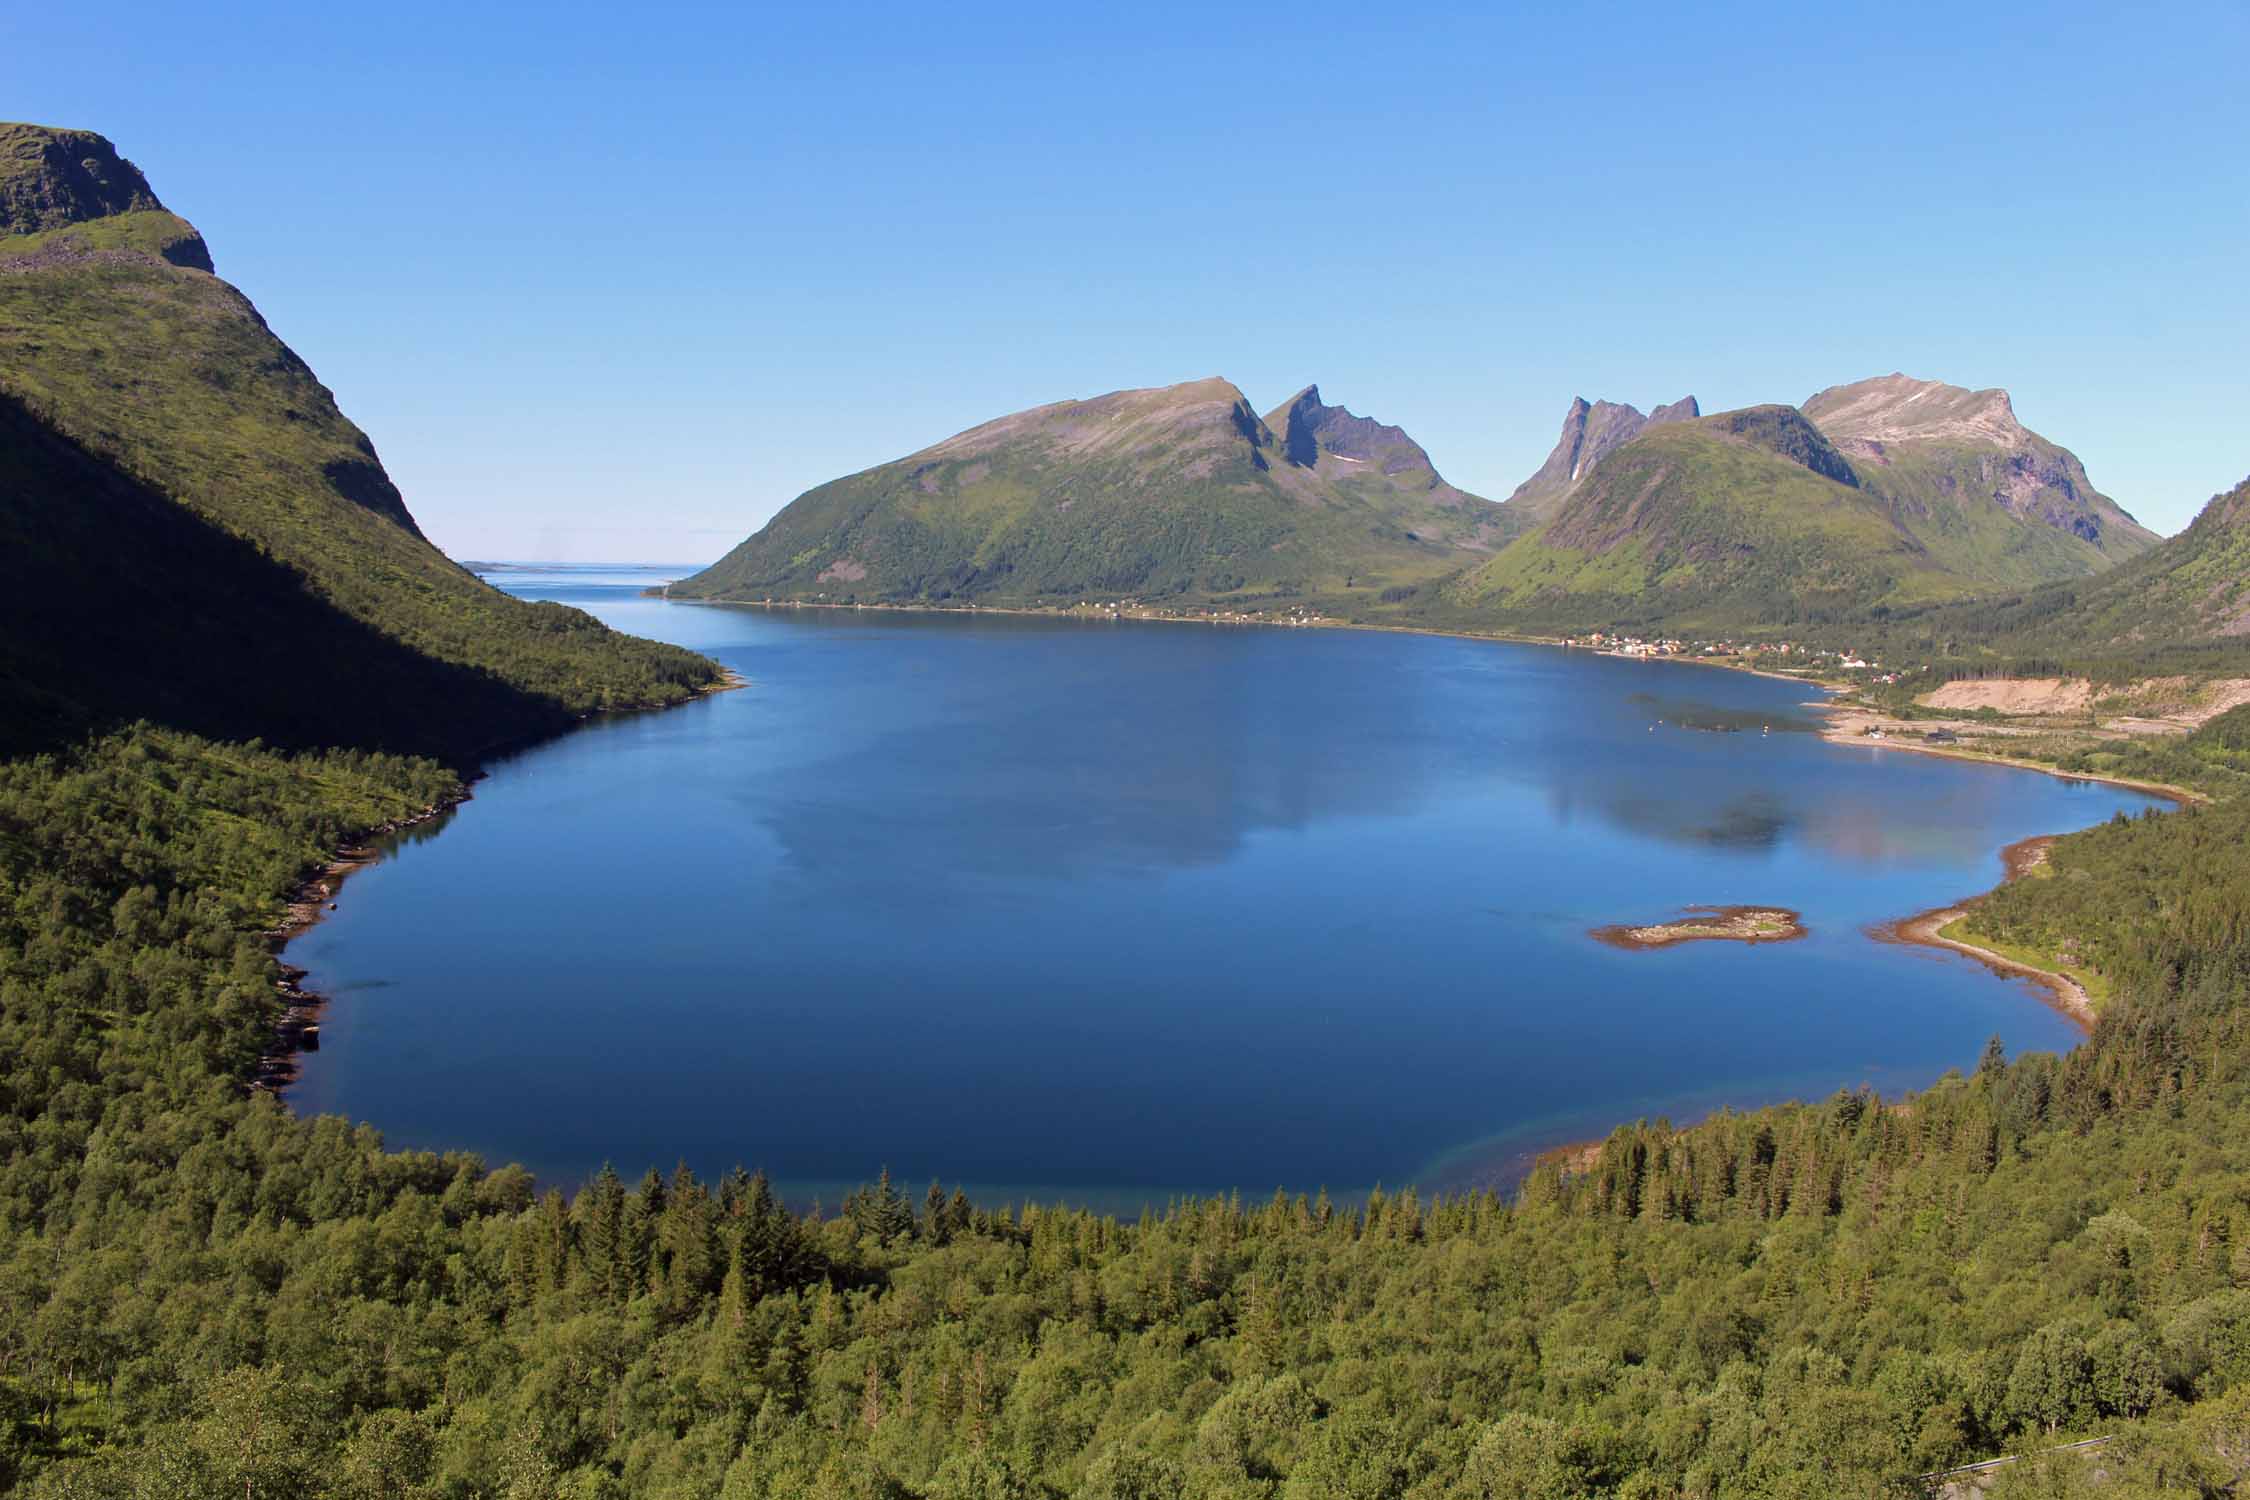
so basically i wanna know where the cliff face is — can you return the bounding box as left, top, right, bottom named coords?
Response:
left=0, top=122, right=212, bottom=269
left=0, top=124, right=164, bottom=230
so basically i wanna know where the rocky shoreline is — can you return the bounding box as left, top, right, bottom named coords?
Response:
left=1591, top=905, right=1807, bottom=950
left=252, top=789, right=472, bottom=1092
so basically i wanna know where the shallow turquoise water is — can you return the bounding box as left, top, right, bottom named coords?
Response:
left=286, top=569, right=2161, bottom=1208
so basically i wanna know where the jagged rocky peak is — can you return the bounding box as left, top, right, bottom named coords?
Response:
left=1262, top=384, right=1435, bottom=476
left=1802, top=373, right=2029, bottom=452
left=1505, top=391, right=1701, bottom=516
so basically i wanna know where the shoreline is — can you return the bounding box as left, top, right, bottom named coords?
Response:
left=1870, top=835, right=2097, bottom=1030
left=257, top=666, right=741, bottom=1094
left=1812, top=704, right=2202, bottom=806
left=255, top=787, right=473, bottom=1091
left=661, top=595, right=2197, bottom=803
left=281, top=592, right=2174, bottom=1194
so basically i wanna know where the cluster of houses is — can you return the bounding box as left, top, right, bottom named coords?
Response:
left=1061, top=599, right=1335, bottom=628
left=1561, top=632, right=1899, bottom=681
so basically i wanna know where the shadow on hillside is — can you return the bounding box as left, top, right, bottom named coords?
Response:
left=0, top=391, right=568, bottom=762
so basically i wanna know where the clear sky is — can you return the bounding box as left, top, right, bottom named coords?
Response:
left=8, top=1, right=2247, bottom=560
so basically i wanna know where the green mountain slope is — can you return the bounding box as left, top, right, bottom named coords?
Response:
left=1451, top=377, right=2162, bottom=635
left=2056, top=473, right=2250, bottom=643
left=672, top=379, right=1509, bottom=606
left=1450, top=405, right=1965, bottom=629
left=0, top=122, right=719, bottom=757
left=1859, top=473, right=2250, bottom=671
left=1804, top=373, right=2159, bottom=581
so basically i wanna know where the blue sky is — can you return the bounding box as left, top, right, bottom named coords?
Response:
left=9, top=1, right=2247, bottom=560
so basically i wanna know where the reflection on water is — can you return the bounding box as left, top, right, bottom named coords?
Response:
left=286, top=580, right=2163, bottom=1210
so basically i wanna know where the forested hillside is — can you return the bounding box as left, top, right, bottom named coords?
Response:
left=10, top=708, right=2250, bottom=1496
left=12, top=119, right=2250, bottom=1497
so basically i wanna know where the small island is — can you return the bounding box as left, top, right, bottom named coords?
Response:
left=1592, top=905, right=1807, bottom=950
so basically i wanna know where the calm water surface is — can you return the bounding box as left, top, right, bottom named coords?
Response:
left=286, top=568, right=2162, bottom=1208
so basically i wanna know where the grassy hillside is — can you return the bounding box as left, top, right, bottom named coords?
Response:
left=1806, top=474, right=2250, bottom=679
left=1446, top=407, right=1966, bottom=631
left=1437, top=386, right=2172, bottom=640
left=0, top=123, right=719, bottom=758
left=672, top=380, right=1508, bottom=608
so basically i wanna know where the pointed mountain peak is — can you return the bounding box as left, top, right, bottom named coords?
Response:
left=1506, top=394, right=1666, bottom=517
left=1263, top=385, right=1330, bottom=467
left=1255, top=386, right=1440, bottom=479
left=1649, top=396, right=1701, bottom=424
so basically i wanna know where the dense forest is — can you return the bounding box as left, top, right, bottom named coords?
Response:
left=14, top=117, right=2250, bottom=1499
left=2, top=699, right=2250, bottom=1497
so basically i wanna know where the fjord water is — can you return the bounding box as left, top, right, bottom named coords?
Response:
left=287, top=569, right=2161, bottom=1208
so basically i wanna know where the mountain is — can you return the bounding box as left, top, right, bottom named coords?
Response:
left=1803, top=373, right=2158, bottom=571
left=0, top=123, right=718, bottom=756
left=674, top=379, right=1511, bottom=606
left=1454, top=404, right=1962, bottom=629
left=1453, top=374, right=2163, bottom=634
left=1504, top=394, right=1700, bottom=519
left=1906, top=473, right=2250, bottom=662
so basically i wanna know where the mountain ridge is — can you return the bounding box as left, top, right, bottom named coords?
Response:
left=675, top=377, right=1511, bottom=606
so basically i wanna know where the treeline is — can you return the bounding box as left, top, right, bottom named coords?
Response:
left=4, top=717, right=2250, bottom=1495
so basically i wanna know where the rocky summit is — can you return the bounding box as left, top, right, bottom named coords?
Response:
left=1504, top=393, right=1701, bottom=519
left=1803, top=373, right=2156, bottom=557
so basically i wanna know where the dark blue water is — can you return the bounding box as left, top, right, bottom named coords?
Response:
left=285, top=568, right=2161, bottom=1209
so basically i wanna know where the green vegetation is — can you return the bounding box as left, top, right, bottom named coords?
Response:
left=12, top=713, right=2250, bottom=1495
left=1817, top=476, right=2250, bottom=683
left=20, top=119, right=2250, bottom=1495
left=672, top=381, right=1510, bottom=609
left=1443, top=412, right=1969, bottom=632
left=0, top=123, right=719, bottom=759
left=1393, top=376, right=2163, bottom=644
